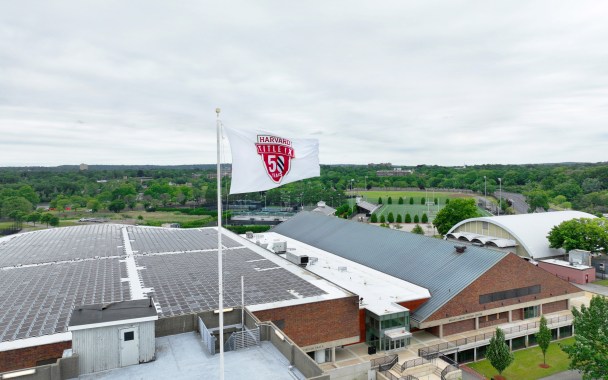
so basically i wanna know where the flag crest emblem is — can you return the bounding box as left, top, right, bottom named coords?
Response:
left=256, top=134, right=295, bottom=183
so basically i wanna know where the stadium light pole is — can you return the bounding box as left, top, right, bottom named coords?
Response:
left=484, top=176, right=487, bottom=209
left=497, top=178, right=502, bottom=216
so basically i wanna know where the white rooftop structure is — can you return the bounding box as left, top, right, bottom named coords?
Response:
left=245, top=232, right=430, bottom=317
left=447, top=211, right=596, bottom=259
left=541, top=259, right=594, bottom=271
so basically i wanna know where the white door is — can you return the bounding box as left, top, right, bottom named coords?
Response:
left=119, top=327, right=139, bottom=367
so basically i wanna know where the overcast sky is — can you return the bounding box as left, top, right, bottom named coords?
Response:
left=1, top=1, right=607, bottom=167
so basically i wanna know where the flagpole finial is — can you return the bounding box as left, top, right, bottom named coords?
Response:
left=215, top=108, right=221, bottom=118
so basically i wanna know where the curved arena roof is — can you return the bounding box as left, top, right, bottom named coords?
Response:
left=447, top=211, right=596, bottom=259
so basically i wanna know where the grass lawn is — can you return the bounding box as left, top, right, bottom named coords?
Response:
left=359, top=190, right=472, bottom=205
left=593, top=279, right=608, bottom=286
left=467, top=337, right=575, bottom=380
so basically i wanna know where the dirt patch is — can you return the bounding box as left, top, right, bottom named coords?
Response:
left=539, top=363, right=550, bottom=368
left=493, top=376, right=506, bottom=380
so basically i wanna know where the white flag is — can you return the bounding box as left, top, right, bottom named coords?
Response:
left=223, top=127, right=320, bottom=194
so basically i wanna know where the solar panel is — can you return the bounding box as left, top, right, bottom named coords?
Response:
left=135, top=247, right=327, bottom=317
left=0, top=258, right=129, bottom=343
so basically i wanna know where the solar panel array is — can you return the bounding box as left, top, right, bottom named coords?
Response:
left=0, top=259, right=129, bottom=342
left=128, top=227, right=241, bottom=253
left=0, top=225, right=328, bottom=344
left=0, top=225, right=124, bottom=267
left=136, top=247, right=327, bottom=317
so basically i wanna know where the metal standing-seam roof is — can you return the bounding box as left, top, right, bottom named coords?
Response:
left=271, top=212, right=508, bottom=323
left=447, top=211, right=596, bottom=259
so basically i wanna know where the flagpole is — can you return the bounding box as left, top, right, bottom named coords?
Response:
left=216, top=108, right=224, bottom=380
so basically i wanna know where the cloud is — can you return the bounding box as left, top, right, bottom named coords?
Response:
left=1, top=1, right=608, bottom=166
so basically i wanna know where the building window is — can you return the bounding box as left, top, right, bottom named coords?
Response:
left=523, top=305, right=540, bottom=319
left=124, top=331, right=135, bottom=341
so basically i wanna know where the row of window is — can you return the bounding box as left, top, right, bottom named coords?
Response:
left=479, top=284, right=541, bottom=304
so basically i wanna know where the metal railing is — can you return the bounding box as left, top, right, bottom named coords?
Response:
left=440, top=364, right=459, bottom=380
left=380, top=370, right=419, bottom=380
left=400, top=357, right=430, bottom=372
left=225, top=326, right=260, bottom=352
left=198, top=317, right=216, bottom=355
left=371, top=354, right=399, bottom=371
left=419, top=314, right=572, bottom=358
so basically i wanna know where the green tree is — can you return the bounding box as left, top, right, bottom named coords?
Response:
left=421, top=213, right=428, bottom=223
left=526, top=189, right=550, bottom=212
left=432, top=198, right=480, bottom=235
left=370, top=213, right=378, bottom=223
left=49, top=215, right=60, bottom=227
left=536, top=315, right=551, bottom=366
left=398, top=197, right=404, bottom=204
left=378, top=197, right=382, bottom=204
left=40, top=213, right=53, bottom=227
left=412, top=224, right=424, bottom=234
left=26, top=212, right=41, bottom=225
left=421, top=197, right=425, bottom=205
left=486, top=328, right=514, bottom=377
left=409, top=197, right=414, bottom=205
left=434, top=197, right=438, bottom=205
left=413, top=214, right=419, bottom=223
left=1, top=196, right=33, bottom=218
left=445, top=198, right=450, bottom=204
left=108, top=199, right=126, bottom=213
left=387, top=212, right=394, bottom=223
left=380, top=215, right=386, bottom=223
left=405, top=213, right=412, bottom=223
left=547, top=218, right=608, bottom=253
left=396, top=214, right=402, bottom=223
left=87, top=199, right=100, bottom=213
left=562, top=296, right=608, bottom=379
left=387, top=196, right=392, bottom=204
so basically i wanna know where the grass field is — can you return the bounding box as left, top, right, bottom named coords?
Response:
left=593, top=279, right=608, bottom=286
left=349, top=191, right=491, bottom=222
left=467, top=337, right=575, bottom=380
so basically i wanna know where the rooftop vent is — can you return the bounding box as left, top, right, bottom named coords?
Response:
left=245, top=231, right=254, bottom=239
left=454, top=245, right=467, bottom=254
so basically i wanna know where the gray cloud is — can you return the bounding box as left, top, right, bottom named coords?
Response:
left=1, top=1, right=607, bottom=166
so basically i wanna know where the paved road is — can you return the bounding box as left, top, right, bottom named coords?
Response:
left=494, top=191, right=530, bottom=214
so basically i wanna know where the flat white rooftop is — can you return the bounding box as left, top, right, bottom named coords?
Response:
left=246, top=232, right=430, bottom=316
left=541, top=259, right=593, bottom=271
left=77, top=332, right=303, bottom=380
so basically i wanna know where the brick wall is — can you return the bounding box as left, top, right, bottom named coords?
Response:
left=427, top=253, right=581, bottom=324
left=0, top=341, right=71, bottom=373
left=253, top=296, right=360, bottom=348
left=511, top=308, right=523, bottom=321
left=398, top=297, right=430, bottom=313
left=478, top=312, right=509, bottom=329
left=543, top=300, right=569, bottom=314
left=443, top=318, right=475, bottom=336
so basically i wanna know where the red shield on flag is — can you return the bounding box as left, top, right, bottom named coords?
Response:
left=255, top=135, right=296, bottom=183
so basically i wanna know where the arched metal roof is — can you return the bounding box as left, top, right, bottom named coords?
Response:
left=447, top=211, right=596, bottom=259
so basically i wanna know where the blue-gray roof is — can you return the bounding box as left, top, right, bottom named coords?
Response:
left=272, top=212, right=508, bottom=323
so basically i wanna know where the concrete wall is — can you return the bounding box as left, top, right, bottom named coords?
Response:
left=327, top=361, right=371, bottom=380
left=259, top=322, right=329, bottom=380
left=0, top=355, right=78, bottom=380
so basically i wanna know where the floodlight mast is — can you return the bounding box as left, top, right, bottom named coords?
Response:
left=215, top=108, right=224, bottom=380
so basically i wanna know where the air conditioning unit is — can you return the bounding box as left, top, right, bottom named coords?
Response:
left=272, top=241, right=287, bottom=253
left=286, top=252, right=309, bottom=267
left=245, top=231, right=254, bottom=239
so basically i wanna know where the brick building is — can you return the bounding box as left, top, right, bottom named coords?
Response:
left=0, top=225, right=359, bottom=373
left=271, top=212, right=583, bottom=342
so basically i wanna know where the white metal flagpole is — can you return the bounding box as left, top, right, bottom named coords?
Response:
left=215, top=108, right=224, bottom=380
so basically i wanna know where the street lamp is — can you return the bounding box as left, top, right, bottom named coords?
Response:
left=497, top=178, right=502, bottom=216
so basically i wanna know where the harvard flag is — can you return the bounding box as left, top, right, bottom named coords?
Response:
left=224, top=127, right=320, bottom=194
